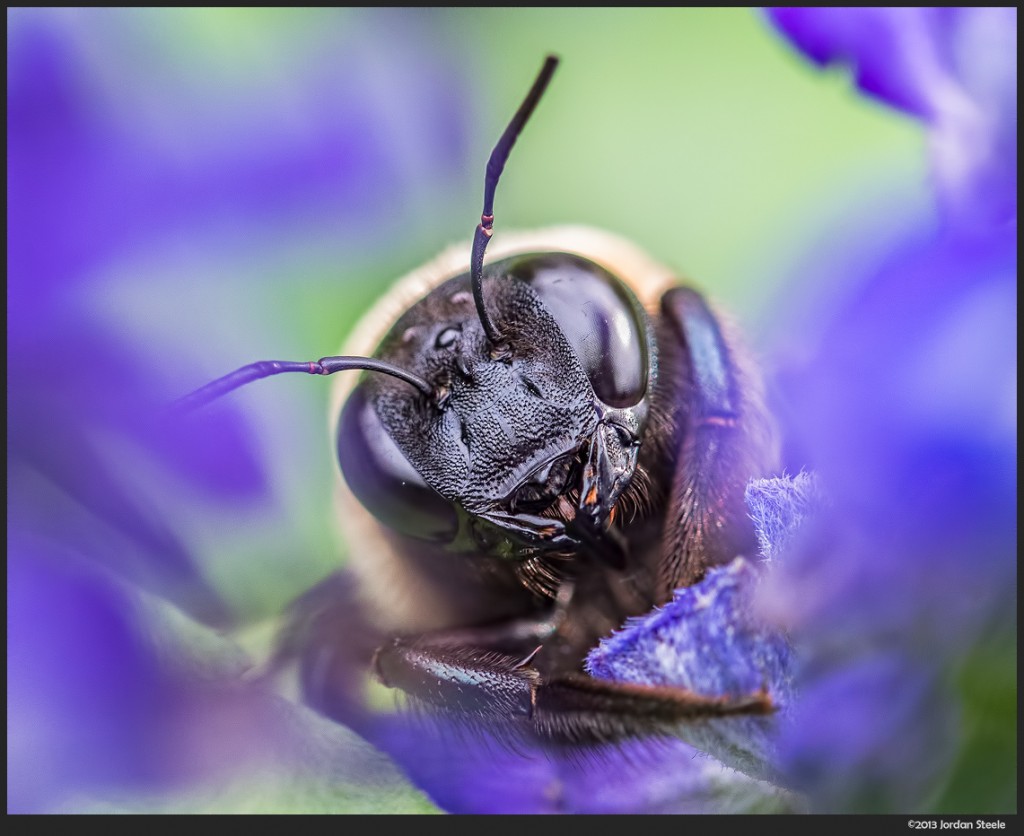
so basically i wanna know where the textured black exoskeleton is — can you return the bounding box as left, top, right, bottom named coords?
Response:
left=182, top=56, right=779, bottom=746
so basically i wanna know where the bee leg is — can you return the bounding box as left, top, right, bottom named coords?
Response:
left=477, top=510, right=579, bottom=551
left=279, top=568, right=565, bottom=730
left=656, top=287, right=778, bottom=597
left=371, top=638, right=541, bottom=720
left=275, top=570, right=386, bottom=731
left=373, top=639, right=770, bottom=740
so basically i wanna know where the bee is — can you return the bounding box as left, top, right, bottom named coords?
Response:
left=181, top=56, right=780, bottom=746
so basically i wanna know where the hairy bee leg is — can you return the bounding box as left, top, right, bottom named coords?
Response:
left=287, top=573, right=564, bottom=726
left=370, top=609, right=564, bottom=704
left=657, top=287, right=778, bottom=596
left=374, top=640, right=771, bottom=743
left=372, top=639, right=539, bottom=719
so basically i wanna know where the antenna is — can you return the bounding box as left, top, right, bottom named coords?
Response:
left=175, top=356, right=433, bottom=412
left=176, top=55, right=562, bottom=413
left=470, top=55, right=560, bottom=346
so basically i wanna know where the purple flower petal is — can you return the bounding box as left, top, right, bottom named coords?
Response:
left=760, top=214, right=1015, bottom=810
left=764, top=229, right=1016, bottom=648
left=7, top=537, right=291, bottom=812
left=354, top=712, right=793, bottom=814
left=766, top=7, right=1017, bottom=227
left=7, top=9, right=471, bottom=341
left=778, top=654, right=958, bottom=813
left=586, top=556, right=794, bottom=784
left=767, top=8, right=953, bottom=119
left=745, top=472, right=825, bottom=563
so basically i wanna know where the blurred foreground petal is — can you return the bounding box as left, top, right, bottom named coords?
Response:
left=761, top=218, right=1015, bottom=813
left=767, top=7, right=1017, bottom=228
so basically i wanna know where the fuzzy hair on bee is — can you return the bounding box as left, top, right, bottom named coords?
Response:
left=181, top=55, right=781, bottom=752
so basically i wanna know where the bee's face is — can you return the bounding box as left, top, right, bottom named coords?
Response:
left=336, top=252, right=655, bottom=562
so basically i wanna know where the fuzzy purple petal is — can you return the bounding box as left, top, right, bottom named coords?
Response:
left=578, top=475, right=830, bottom=786
left=585, top=561, right=792, bottom=782
left=745, top=472, right=825, bottom=563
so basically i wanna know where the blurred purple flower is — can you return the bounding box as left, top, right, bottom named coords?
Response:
left=7, top=8, right=469, bottom=812
left=767, top=7, right=1016, bottom=229
left=754, top=6, right=1017, bottom=813
left=361, top=714, right=794, bottom=814
left=761, top=226, right=1015, bottom=812
left=7, top=535, right=284, bottom=813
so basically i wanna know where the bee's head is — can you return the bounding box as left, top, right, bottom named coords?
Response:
left=337, top=251, right=655, bottom=567
left=178, top=56, right=656, bottom=573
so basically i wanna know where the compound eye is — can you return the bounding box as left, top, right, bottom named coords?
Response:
left=511, top=254, right=650, bottom=408
left=337, top=386, right=458, bottom=543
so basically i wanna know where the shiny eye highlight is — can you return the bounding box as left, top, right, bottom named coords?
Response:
left=509, top=253, right=650, bottom=408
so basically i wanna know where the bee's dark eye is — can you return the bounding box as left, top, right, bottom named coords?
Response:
left=337, top=387, right=458, bottom=542
left=510, top=254, right=649, bottom=408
